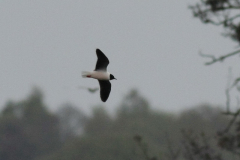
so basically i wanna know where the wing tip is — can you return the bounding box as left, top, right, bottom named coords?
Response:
left=101, top=99, right=107, bottom=102
left=96, top=48, right=101, bottom=52
left=100, top=94, right=109, bottom=102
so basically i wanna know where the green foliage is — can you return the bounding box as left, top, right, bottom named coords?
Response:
left=0, top=115, right=34, bottom=160
left=0, top=87, right=60, bottom=160
left=56, top=103, right=86, bottom=141
left=117, top=89, right=150, bottom=117
left=0, top=88, right=232, bottom=160
left=41, top=136, right=138, bottom=160
left=84, top=106, right=112, bottom=136
left=40, top=89, right=229, bottom=160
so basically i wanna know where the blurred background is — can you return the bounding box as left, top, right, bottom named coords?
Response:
left=0, top=0, right=240, bottom=160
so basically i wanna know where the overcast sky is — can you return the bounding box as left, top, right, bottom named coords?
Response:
left=0, top=0, right=239, bottom=114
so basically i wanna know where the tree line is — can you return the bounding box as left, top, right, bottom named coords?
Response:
left=0, top=87, right=234, bottom=160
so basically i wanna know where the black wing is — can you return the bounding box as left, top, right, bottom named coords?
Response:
left=98, top=80, right=111, bottom=102
left=95, top=49, right=109, bottom=71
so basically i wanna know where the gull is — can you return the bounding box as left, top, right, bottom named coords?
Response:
left=82, top=49, right=116, bottom=102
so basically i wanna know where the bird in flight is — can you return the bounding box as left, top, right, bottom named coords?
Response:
left=82, top=49, right=116, bottom=102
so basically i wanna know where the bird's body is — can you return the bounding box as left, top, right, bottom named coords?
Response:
left=82, top=71, right=110, bottom=80
left=82, top=49, right=116, bottom=102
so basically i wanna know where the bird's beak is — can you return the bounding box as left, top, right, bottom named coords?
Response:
left=114, top=78, right=117, bottom=80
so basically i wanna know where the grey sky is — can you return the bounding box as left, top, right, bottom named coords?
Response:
left=0, top=0, right=239, bottom=114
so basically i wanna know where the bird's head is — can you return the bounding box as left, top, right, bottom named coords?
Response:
left=110, top=74, right=117, bottom=80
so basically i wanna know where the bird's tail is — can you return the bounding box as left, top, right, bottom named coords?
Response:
left=81, top=71, right=92, bottom=78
